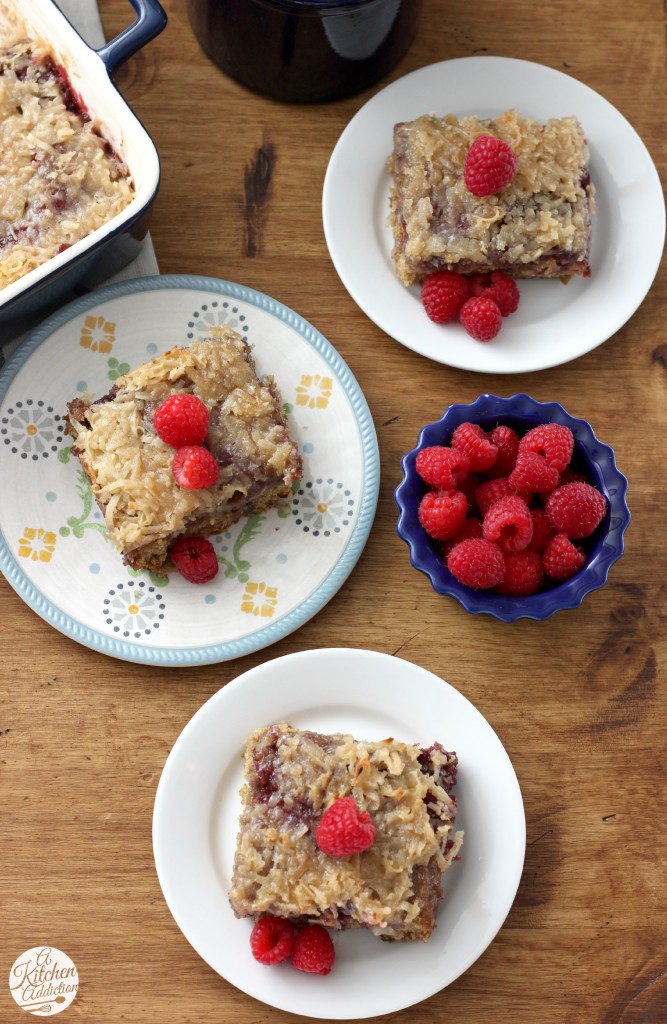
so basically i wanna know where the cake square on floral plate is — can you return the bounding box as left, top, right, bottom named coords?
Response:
left=65, top=326, right=302, bottom=574
left=228, top=721, right=463, bottom=942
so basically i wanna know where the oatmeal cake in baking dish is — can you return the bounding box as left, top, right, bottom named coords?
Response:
left=228, top=722, right=463, bottom=942
left=387, top=109, right=595, bottom=286
left=65, top=327, right=302, bottom=574
left=0, top=17, right=134, bottom=290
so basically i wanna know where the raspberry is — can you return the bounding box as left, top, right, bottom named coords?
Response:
left=469, top=272, right=492, bottom=296
left=451, top=422, right=498, bottom=472
left=509, top=451, right=559, bottom=495
left=172, top=445, right=219, bottom=489
left=527, top=508, right=556, bottom=553
left=421, top=270, right=471, bottom=323
left=170, top=535, right=219, bottom=583
left=482, top=494, right=533, bottom=552
left=456, top=471, right=481, bottom=513
left=464, top=271, right=520, bottom=317
left=486, top=272, right=520, bottom=316
left=153, top=393, right=209, bottom=448
left=315, top=796, right=376, bottom=857
left=459, top=295, right=502, bottom=342
left=519, top=423, right=575, bottom=473
left=485, top=424, right=520, bottom=478
left=463, top=135, right=517, bottom=197
left=495, top=549, right=544, bottom=596
left=442, top=516, right=483, bottom=558
left=249, top=916, right=295, bottom=966
left=418, top=489, right=468, bottom=541
left=542, top=533, right=586, bottom=581
left=290, top=925, right=335, bottom=976
left=415, top=446, right=470, bottom=489
left=475, top=476, right=513, bottom=517
left=559, top=468, right=589, bottom=487
left=545, top=482, right=607, bottom=539
left=447, top=537, right=505, bottom=589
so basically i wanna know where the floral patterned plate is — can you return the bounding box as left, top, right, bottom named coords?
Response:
left=0, top=276, right=379, bottom=665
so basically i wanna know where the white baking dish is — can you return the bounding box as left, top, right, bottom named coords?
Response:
left=0, top=0, right=166, bottom=331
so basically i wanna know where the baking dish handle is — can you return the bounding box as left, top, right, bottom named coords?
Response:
left=97, top=0, right=167, bottom=76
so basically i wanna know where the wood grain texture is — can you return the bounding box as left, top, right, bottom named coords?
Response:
left=1, top=0, right=666, bottom=1020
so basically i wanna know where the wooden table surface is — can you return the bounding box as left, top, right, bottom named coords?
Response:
left=2, top=0, right=667, bottom=1020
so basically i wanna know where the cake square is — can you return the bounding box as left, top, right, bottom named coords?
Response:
left=387, top=109, right=595, bottom=286
left=228, top=722, right=463, bottom=942
left=65, top=327, right=302, bottom=573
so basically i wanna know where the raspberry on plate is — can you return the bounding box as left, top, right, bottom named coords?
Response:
left=291, top=925, right=335, bottom=976
left=451, top=421, right=498, bottom=472
left=463, top=134, right=517, bottom=197
left=485, top=271, right=520, bottom=316
left=172, top=445, right=219, bottom=489
left=459, top=295, right=502, bottom=342
left=542, top=533, right=586, bottom=581
left=418, top=489, right=468, bottom=541
left=519, top=423, right=575, bottom=473
left=249, top=916, right=295, bottom=966
left=421, top=270, right=471, bottom=323
left=469, top=272, right=492, bottom=296
left=416, top=446, right=470, bottom=489
left=153, top=393, right=209, bottom=448
left=447, top=537, right=505, bottom=589
left=315, top=796, right=376, bottom=857
left=545, top=481, right=607, bottom=539
left=482, top=494, right=533, bottom=552
left=170, top=535, right=220, bottom=583
left=509, top=450, right=559, bottom=495
left=495, top=549, right=544, bottom=596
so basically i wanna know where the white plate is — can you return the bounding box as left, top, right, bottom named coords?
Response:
left=322, top=56, right=665, bottom=374
left=0, top=276, right=379, bottom=665
left=152, top=648, right=526, bottom=1019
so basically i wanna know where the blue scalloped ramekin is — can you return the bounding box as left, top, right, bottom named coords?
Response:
left=395, top=394, right=631, bottom=622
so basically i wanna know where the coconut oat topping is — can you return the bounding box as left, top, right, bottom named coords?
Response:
left=388, top=109, right=595, bottom=285
left=229, top=723, right=463, bottom=941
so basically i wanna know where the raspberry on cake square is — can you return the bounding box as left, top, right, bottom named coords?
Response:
left=65, top=327, right=302, bottom=574
left=228, top=722, right=463, bottom=942
left=387, top=109, right=595, bottom=286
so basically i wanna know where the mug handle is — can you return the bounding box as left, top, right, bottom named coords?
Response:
left=96, top=0, right=167, bottom=76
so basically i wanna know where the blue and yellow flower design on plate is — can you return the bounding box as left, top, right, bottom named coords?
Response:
left=0, top=277, right=379, bottom=665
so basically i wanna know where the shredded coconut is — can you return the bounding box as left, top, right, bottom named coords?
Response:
left=229, top=723, right=463, bottom=941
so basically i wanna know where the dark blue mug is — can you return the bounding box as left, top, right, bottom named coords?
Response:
left=187, top=0, right=423, bottom=103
